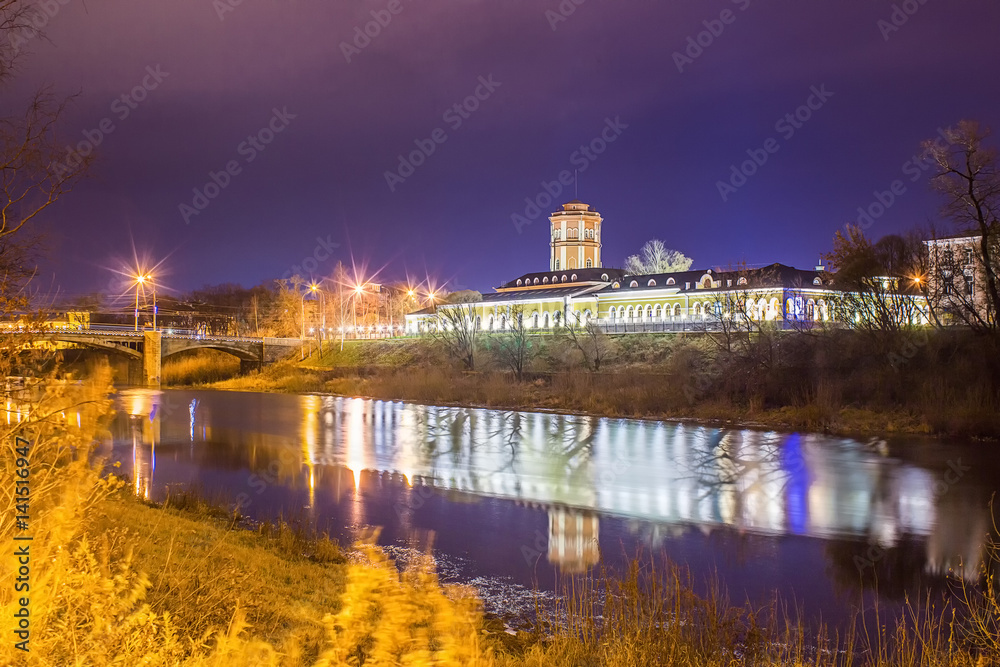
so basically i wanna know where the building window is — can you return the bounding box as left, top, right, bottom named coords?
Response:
left=571, top=273, right=577, bottom=281
left=965, top=273, right=975, bottom=297
left=737, top=277, right=747, bottom=286
left=630, top=280, right=639, bottom=288
left=964, top=248, right=974, bottom=265
left=569, top=229, right=578, bottom=239
left=533, top=278, right=539, bottom=285
left=543, top=277, right=549, bottom=284
left=942, top=272, right=952, bottom=295
left=555, top=260, right=560, bottom=270
left=516, top=279, right=522, bottom=286
left=666, top=278, right=675, bottom=286
left=813, top=277, right=822, bottom=285
left=586, top=259, right=593, bottom=268
left=562, top=275, right=568, bottom=282
left=648, top=279, right=656, bottom=286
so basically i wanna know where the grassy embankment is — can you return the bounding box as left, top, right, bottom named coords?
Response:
left=3, top=364, right=1000, bottom=664
left=195, top=329, right=1000, bottom=438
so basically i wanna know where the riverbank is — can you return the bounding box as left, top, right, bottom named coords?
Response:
left=68, top=490, right=1000, bottom=665
left=188, top=330, right=1000, bottom=439
left=9, top=366, right=998, bottom=665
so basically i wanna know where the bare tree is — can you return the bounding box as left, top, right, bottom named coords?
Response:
left=488, top=304, right=534, bottom=381
left=924, top=120, right=1000, bottom=332
left=1, top=2, right=90, bottom=317
left=431, top=297, right=481, bottom=371
left=706, top=263, right=774, bottom=355
left=563, top=319, right=612, bottom=372
left=824, top=226, right=925, bottom=334
left=624, top=239, right=693, bottom=274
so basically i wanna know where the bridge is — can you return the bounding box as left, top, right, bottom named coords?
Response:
left=39, top=329, right=302, bottom=386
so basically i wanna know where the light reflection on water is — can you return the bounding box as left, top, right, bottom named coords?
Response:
left=107, top=388, right=1000, bottom=619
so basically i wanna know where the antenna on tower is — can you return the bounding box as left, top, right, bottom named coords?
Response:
left=574, top=169, right=578, bottom=199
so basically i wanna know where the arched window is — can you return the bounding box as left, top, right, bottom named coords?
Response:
left=648, top=279, right=656, bottom=286
left=817, top=299, right=827, bottom=321
left=806, top=299, right=815, bottom=320
left=609, top=308, right=616, bottom=320
left=626, top=306, right=634, bottom=319
left=569, top=229, right=577, bottom=239
left=737, top=277, right=748, bottom=286
left=694, top=303, right=702, bottom=316
left=700, top=274, right=714, bottom=289
left=586, top=259, right=594, bottom=268
left=561, top=275, right=568, bottom=282
left=653, top=305, right=661, bottom=318
left=555, top=260, right=560, bottom=270
left=645, top=305, right=653, bottom=319
left=786, top=298, right=795, bottom=318
left=612, top=282, right=620, bottom=289
left=543, top=313, right=550, bottom=328
left=531, top=312, right=539, bottom=328
left=543, top=277, right=549, bottom=284
left=672, top=304, right=681, bottom=318
left=630, top=280, right=639, bottom=288
left=516, top=279, right=522, bottom=286
left=533, top=278, right=539, bottom=285
left=601, top=273, right=609, bottom=281
left=571, top=273, right=577, bottom=281
left=666, top=277, right=675, bottom=286
left=813, top=277, right=822, bottom=286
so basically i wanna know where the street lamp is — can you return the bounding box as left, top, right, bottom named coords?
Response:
left=133, top=273, right=154, bottom=331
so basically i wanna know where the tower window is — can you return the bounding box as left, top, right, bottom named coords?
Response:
left=586, top=259, right=593, bottom=268
left=555, top=259, right=560, bottom=270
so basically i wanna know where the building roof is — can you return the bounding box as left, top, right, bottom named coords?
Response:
left=499, top=267, right=627, bottom=290
left=595, top=263, right=828, bottom=295
left=481, top=284, right=606, bottom=303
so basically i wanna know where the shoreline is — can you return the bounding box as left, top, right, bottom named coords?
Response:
left=159, top=372, right=982, bottom=444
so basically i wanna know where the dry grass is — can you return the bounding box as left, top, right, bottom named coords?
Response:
left=163, top=349, right=242, bottom=385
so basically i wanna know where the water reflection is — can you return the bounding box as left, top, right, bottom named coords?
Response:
left=113, top=389, right=999, bottom=591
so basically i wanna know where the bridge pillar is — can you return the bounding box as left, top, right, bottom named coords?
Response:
left=143, top=331, right=162, bottom=387
left=126, top=358, right=144, bottom=385
left=240, top=359, right=262, bottom=375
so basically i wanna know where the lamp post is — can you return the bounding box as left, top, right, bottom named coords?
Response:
left=134, top=273, right=153, bottom=331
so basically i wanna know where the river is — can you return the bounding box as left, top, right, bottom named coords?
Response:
left=106, top=388, right=1000, bottom=626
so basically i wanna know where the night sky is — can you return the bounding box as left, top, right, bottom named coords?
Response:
left=13, top=0, right=1000, bottom=298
